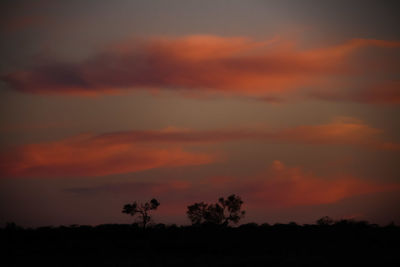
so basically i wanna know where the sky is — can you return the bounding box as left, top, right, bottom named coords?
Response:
left=0, top=0, right=400, bottom=227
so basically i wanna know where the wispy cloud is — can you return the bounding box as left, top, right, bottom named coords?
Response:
left=0, top=134, right=216, bottom=177
left=65, top=160, right=400, bottom=210
left=1, top=117, right=398, bottom=178
left=2, top=35, right=399, bottom=104
left=310, top=81, right=400, bottom=105
left=199, top=160, right=400, bottom=208
left=78, top=117, right=400, bottom=150
left=240, top=160, right=400, bottom=207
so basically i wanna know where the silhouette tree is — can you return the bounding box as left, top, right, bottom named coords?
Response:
left=204, top=203, right=225, bottom=224
left=187, top=202, right=208, bottom=225
left=187, top=194, right=245, bottom=226
left=122, top=198, right=160, bottom=229
left=218, top=194, right=246, bottom=225
left=316, top=216, right=334, bottom=226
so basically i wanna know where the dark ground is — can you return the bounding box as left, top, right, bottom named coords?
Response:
left=2, top=221, right=400, bottom=266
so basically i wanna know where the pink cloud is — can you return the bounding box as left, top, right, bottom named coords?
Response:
left=65, top=161, right=400, bottom=215
left=199, top=160, right=400, bottom=208
left=93, top=117, right=400, bottom=150
left=2, top=35, right=399, bottom=104
left=1, top=117, right=398, bottom=178
left=0, top=134, right=216, bottom=178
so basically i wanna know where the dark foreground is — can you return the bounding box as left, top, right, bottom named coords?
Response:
left=2, top=221, right=400, bottom=266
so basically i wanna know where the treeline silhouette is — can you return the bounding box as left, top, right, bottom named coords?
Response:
left=3, top=220, right=400, bottom=266
left=2, top=195, right=400, bottom=266
left=121, top=194, right=246, bottom=229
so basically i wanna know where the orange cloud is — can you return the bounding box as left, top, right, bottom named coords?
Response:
left=310, top=81, right=400, bottom=105
left=1, top=117, right=398, bottom=178
left=203, top=161, right=400, bottom=208
left=93, top=117, right=399, bottom=150
left=2, top=35, right=399, bottom=103
left=67, top=160, right=400, bottom=212
left=248, top=160, right=400, bottom=207
left=273, top=117, right=384, bottom=146
left=0, top=134, right=215, bottom=178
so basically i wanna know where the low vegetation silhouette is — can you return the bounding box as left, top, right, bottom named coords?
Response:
left=2, top=195, right=400, bottom=266
left=187, top=194, right=245, bottom=226
left=316, top=215, right=335, bottom=226
left=122, top=198, right=160, bottom=229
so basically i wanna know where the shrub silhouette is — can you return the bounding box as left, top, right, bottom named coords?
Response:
left=187, top=194, right=245, bottom=226
left=4, top=219, right=400, bottom=267
left=316, top=216, right=334, bottom=226
left=122, top=198, right=160, bottom=229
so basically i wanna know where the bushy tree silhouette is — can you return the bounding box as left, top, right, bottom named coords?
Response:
left=187, top=194, right=245, bottom=226
left=187, top=202, right=208, bottom=225
left=122, top=198, right=160, bottom=229
left=316, top=216, right=334, bottom=226
left=218, top=195, right=246, bottom=225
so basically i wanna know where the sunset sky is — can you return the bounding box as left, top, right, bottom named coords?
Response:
left=1, top=0, right=400, bottom=227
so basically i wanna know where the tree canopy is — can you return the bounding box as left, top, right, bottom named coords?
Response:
left=187, top=194, right=245, bottom=226
left=122, top=198, right=160, bottom=228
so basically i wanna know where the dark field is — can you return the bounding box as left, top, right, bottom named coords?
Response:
left=2, top=222, right=400, bottom=266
